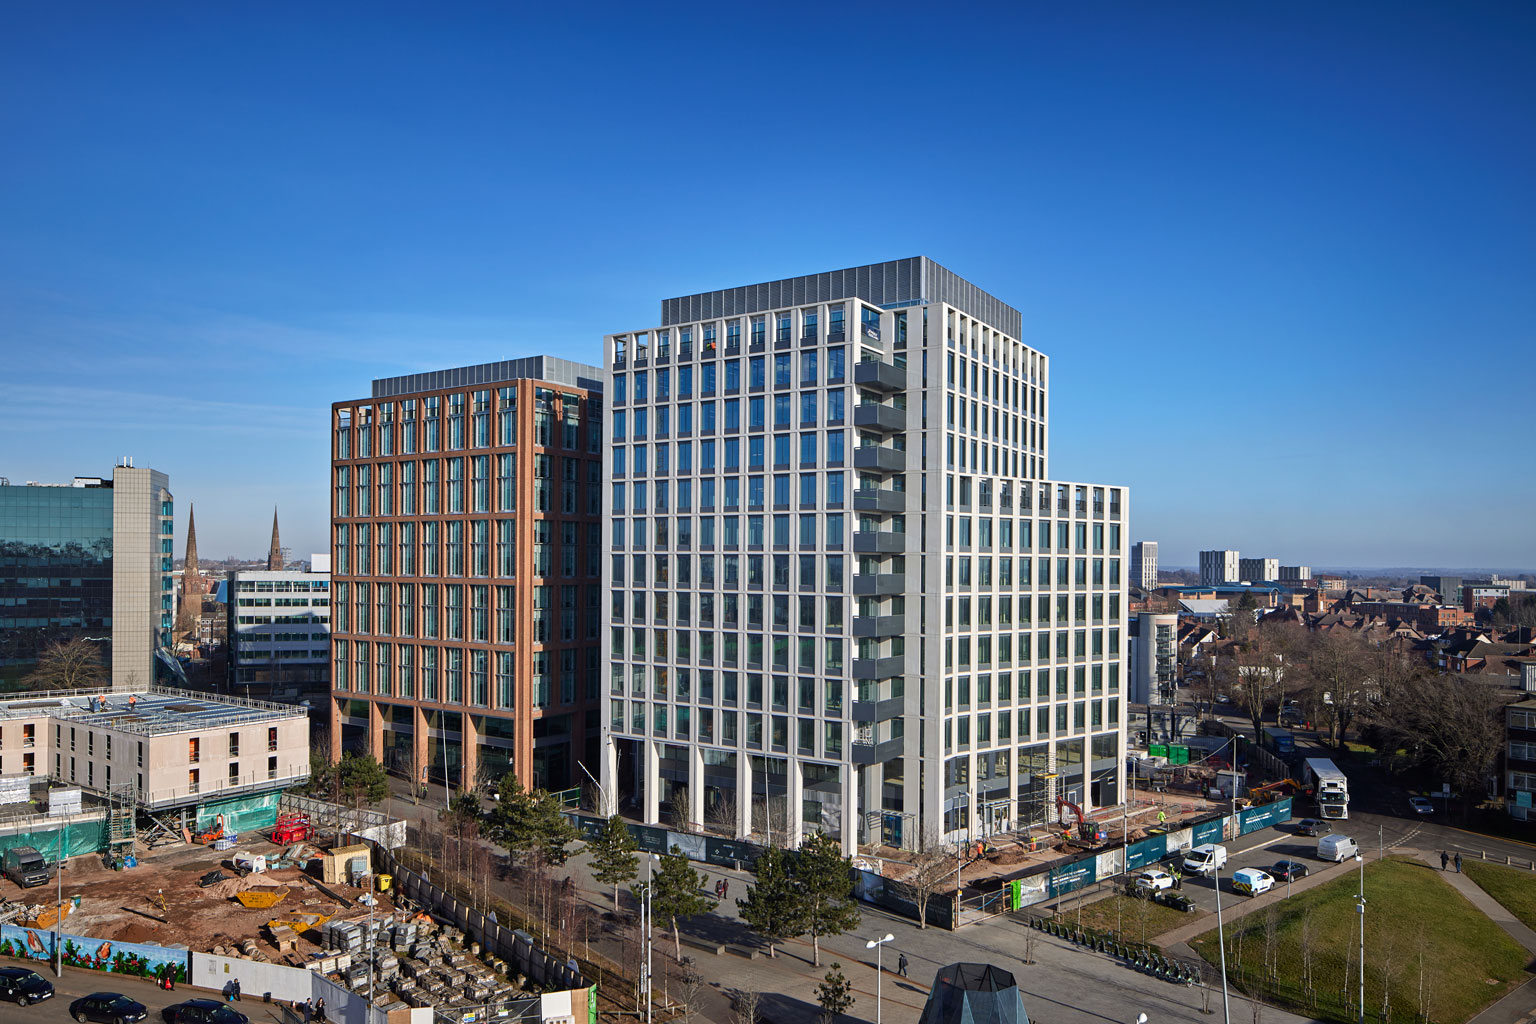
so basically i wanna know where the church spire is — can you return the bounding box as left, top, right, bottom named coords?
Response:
left=267, top=507, right=282, bottom=571
left=184, top=504, right=199, bottom=579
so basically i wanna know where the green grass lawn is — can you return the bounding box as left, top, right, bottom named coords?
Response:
left=1191, top=858, right=1530, bottom=1024
left=1060, top=891, right=1200, bottom=947
left=1462, top=859, right=1536, bottom=932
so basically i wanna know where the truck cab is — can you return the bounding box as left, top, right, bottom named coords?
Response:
left=2, top=846, right=54, bottom=888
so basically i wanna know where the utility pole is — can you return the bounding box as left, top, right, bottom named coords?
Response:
left=1213, top=864, right=1231, bottom=1024
left=1356, top=854, right=1366, bottom=1024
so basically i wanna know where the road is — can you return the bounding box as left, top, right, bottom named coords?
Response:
left=0, top=962, right=293, bottom=1024
left=1197, top=704, right=1536, bottom=868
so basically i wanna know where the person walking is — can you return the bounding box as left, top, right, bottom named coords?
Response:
left=1454, top=853, right=1462, bottom=873
left=897, top=952, right=909, bottom=978
left=1440, top=851, right=1449, bottom=871
left=315, top=997, right=327, bottom=1023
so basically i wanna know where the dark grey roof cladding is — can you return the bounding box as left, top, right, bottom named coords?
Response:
left=371, top=356, right=605, bottom=398
left=660, top=257, right=1022, bottom=339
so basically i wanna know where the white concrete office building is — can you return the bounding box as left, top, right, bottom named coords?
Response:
left=227, top=563, right=332, bottom=687
left=1238, top=557, right=1279, bottom=584
left=600, top=258, right=1129, bottom=854
left=1130, top=541, right=1158, bottom=591
left=1279, top=565, right=1312, bottom=582
left=1199, top=549, right=1241, bottom=588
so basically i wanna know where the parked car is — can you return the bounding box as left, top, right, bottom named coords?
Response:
left=1182, top=843, right=1228, bottom=876
left=1296, top=818, right=1332, bottom=837
left=162, top=1000, right=251, bottom=1024
left=1133, top=869, right=1176, bottom=893
left=1409, top=796, right=1434, bottom=815
left=1232, top=868, right=1275, bottom=896
left=68, top=993, right=149, bottom=1024
left=0, top=966, right=54, bottom=1006
left=1317, top=835, right=1360, bottom=863
left=1154, top=891, right=1199, bottom=913
left=1270, top=860, right=1309, bottom=882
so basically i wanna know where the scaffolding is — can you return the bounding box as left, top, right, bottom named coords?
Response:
left=106, top=782, right=137, bottom=864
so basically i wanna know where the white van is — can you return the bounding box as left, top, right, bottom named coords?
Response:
left=1232, top=868, right=1274, bottom=896
left=1183, top=843, right=1228, bottom=875
left=1317, top=834, right=1359, bottom=862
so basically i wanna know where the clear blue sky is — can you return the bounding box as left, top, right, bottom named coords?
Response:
left=3, top=2, right=1533, bottom=569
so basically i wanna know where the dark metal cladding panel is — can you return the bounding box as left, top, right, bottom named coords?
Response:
left=370, top=355, right=605, bottom=398
left=657, top=257, right=1021, bottom=338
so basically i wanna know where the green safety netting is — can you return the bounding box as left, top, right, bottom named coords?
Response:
left=194, top=792, right=281, bottom=835
left=0, top=819, right=108, bottom=859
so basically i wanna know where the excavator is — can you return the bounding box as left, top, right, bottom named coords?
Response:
left=1247, top=779, right=1303, bottom=805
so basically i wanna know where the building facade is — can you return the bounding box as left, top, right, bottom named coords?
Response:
left=1278, top=565, right=1311, bottom=582
left=1130, top=541, right=1158, bottom=591
left=227, top=566, right=332, bottom=689
left=1238, top=557, right=1278, bottom=583
left=1128, top=612, right=1178, bottom=705
left=600, top=258, right=1128, bottom=854
left=1198, top=550, right=1240, bottom=587
left=0, top=465, right=175, bottom=689
left=329, top=357, right=605, bottom=793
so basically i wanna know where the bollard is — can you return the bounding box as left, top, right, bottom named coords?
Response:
left=1507, top=855, right=1512, bottom=865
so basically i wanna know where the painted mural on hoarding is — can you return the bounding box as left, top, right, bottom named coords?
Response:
left=0, top=925, right=188, bottom=982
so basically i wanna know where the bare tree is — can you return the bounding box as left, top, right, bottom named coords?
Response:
left=730, top=989, right=761, bottom=1024
left=24, top=637, right=108, bottom=691
left=706, top=789, right=738, bottom=837
left=904, top=835, right=955, bottom=930
left=1371, top=669, right=1505, bottom=811
left=1299, top=913, right=1316, bottom=1011
left=671, top=782, right=693, bottom=831
left=1262, top=906, right=1280, bottom=991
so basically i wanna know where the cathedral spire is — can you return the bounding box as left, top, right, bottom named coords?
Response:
left=184, top=504, right=199, bottom=579
left=175, top=504, right=202, bottom=643
left=267, top=507, right=282, bottom=571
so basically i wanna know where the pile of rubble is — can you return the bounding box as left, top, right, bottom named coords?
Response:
left=311, top=914, right=528, bottom=1012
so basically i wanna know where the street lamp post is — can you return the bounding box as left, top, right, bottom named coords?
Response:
left=1213, top=864, right=1231, bottom=1024
left=865, top=933, right=895, bottom=1024
left=54, top=823, right=66, bottom=976
left=1356, top=854, right=1366, bottom=1024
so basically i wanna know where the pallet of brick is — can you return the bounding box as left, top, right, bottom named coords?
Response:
left=0, top=775, right=31, bottom=807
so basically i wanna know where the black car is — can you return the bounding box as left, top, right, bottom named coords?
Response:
left=1296, top=818, right=1332, bottom=837
left=69, top=992, right=149, bottom=1024
left=1154, top=891, right=1199, bottom=913
left=1270, top=860, right=1310, bottom=882
left=0, top=966, right=54, bottom=1006
left=162, top=999, right=251, bottom=1024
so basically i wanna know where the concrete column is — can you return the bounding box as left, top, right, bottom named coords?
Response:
left=368, top=700, right=386, bottom=763
left=461, top=713, right=480, bottom=794
left=599, top=735, right=618, bottom=818
left=841, top=765, right=859, bottom=857
left=641, top=739, right=660, bottom=825
left=861, top=761, right=881, bottom=845
left=786, top=759, right=804, bottom=848
left=736, top=753, right=752, bottom=839
left=329, top=699, right=343, bottom=763
left=688, top=746, right=705, bottom=832
left=412, top=706, right=430, bottom=794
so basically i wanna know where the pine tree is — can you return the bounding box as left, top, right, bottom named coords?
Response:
left=588, top=814, right=639, bottom=910
left=736, top=845, right=804, bottom=957
left=485, top=773, right=579, bottom=866
left=815, top=963, right=855, bottom=1023
left=650, top=845, right=716, bottom=958
left=796, top=831, right=861, bottom=967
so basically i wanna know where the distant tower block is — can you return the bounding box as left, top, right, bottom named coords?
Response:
left=267, top=507, right=283, bottom=570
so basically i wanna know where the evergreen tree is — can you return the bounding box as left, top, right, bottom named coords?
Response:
left=649, top=845, right=716, bottom=958
left=336, top=752, right=390, bottom=806
left=485, top=773, right=579, bottom=866
left=736, top=845, right=804, bottom=957
left=589, top=814, right=639, bottom=910
left=796, top=831, right=861, bottom=966
left=815, top=963, right=855, bottom=1023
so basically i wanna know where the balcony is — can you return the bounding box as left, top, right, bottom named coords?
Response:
left=851, top=736, right=904, bottom=765
left=854, top=360, right=906, bottom=393
left=853, top=614, right=904, bottom=638
left=853, top=531, right=906, bottom=554
left=853, top=488, right=906, bottom=513
left=851, top=696, right=906, bottom=723
left=854, top=445, right=906, bottom=472
left=853, top=403, right=905, bottom=433
left=852, top=655, right=905, bottom=679
left=853, top=573, right=906, bottom=596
